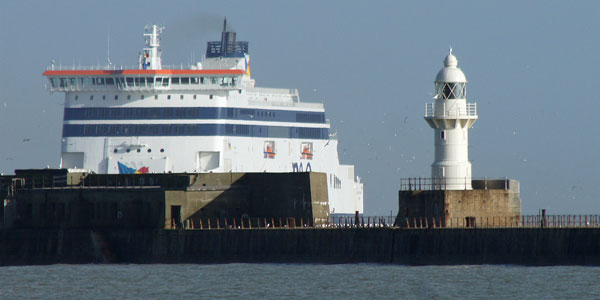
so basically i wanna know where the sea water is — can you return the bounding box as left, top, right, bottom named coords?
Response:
left=0, top=264, right=598, bottom=299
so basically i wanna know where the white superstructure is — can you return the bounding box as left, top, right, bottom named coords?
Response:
left=44, top=20, right=363, bottom=214
left=424, top=49, right=478, bottom=190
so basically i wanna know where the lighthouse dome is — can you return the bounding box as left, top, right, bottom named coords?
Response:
left=435, top=48, right=467, bottom=83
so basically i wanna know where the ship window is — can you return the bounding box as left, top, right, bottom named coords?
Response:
left=126, top=149, right=130, bottom=153
left=154, top=95, right=158, bottom=100
left=172, top=77, right=180, bottom=85
left=167, top=95, right=171, bottom=100
left=75, top=95, right=78, bottom=100
left=181, top=77, right=189, bottom=84
left=148, top=149, right=152, bottom=153
left=180, top=95, right=184, bottom=100
left=140, top=95, right=145, bottom=100
left=201, top=77, right=208, bottom=84
left=192, top=77, right=200, bottom=84
left=209, top=95, right=213, bottom=100
left=105, top=78, right=115, bottom=85
left=102, top=95, right=106, bottom=100
left=162, top=77, right=169, bottom=87
left=114, top=95, right=118, bottom=100
left=211, top=77, right=219, bottom=85
left=137, top=149, right=141, bottom=153
left=125, top=77, right=133, bottom=87
left=113, top=149, right=118, bottom=153
left=50, top=78, right=58, bottom=88
left=301, top=142, right=313, bottom=160
left=127, top=95, right=131, bottom=100
left=193, top=95, right=197, bottom=100
left=97, top=78, right=105, bottom=85
left=146, top=77, right=154, bottom=85
left=264, top=141, right=276, bottom=159
left=90, top=95, right=94, bottom=100
left=160, top=148, right=164, bottom=153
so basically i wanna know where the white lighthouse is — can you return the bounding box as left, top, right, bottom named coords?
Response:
left=424, top=49, right=478, bottom=190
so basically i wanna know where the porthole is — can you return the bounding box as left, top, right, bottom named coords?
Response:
left=137, top=149, right=141, bottom=153
left=160, top=148, right=164, bottom=153
left=147, top=149, right=152, bottom=153
left=113, top=149, right=118, bottom=153
left=126, top=149, right=130, bottom=153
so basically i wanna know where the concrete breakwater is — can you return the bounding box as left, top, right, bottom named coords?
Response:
left=1, top=228, right=599, bottom=266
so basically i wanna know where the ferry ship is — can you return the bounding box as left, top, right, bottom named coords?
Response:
left=43, top=20, right=363, bottom=214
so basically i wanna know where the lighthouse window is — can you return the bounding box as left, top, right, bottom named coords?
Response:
left=441, top=131, right=446, bottom=140
left=437, top=82, right=466, bottom=100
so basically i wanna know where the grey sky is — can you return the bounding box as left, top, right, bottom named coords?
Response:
left=1, top=0, right=598, bottom=215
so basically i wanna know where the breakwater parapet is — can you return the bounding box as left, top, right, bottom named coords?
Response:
left=1, top=227, right=599, bottom=266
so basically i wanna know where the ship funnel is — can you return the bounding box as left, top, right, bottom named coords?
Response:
left=221, top=18, right=237, bottom=55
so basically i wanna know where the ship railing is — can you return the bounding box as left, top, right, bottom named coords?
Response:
left=46, top=64, right=201, bottom=71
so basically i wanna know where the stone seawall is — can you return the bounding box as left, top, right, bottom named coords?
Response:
left=1, top=228, right=599, bottom=266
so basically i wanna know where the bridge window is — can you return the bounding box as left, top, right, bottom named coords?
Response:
left=105, top=78, right=114, bottom=85
left=172, top=77, right=180, bottom=85
left=181, top=77, right=190, bottom=84
left=192, top=77, right=200, bottom=84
